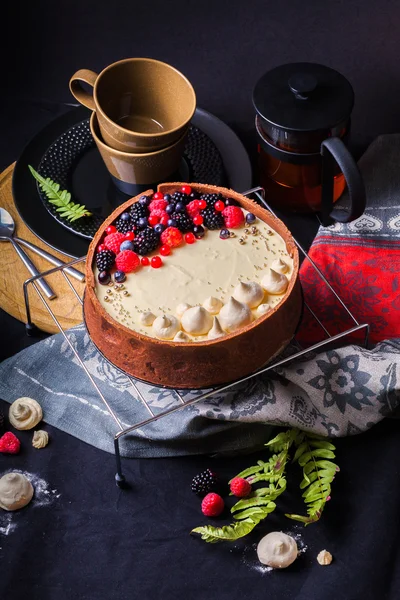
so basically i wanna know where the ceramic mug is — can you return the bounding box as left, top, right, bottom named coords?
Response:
left=89, top=112, right=188, bottom=195
left=70, top=58, right=196, bottom=153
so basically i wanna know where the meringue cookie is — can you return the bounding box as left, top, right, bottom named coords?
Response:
left=152, top=315, right=180, bottom=340
left=256, top=303, right=271, bottom=316
left=32, top=430, right=49, bottom=449
left=261, top=269, right=289, bottom=295
left=233, top=281, right=264, bottom=308
left=0, top=473, right=34, bottom=511
left=139, top=311, right=156, bottom=326
left=176, top=303, right=192, bottom=318
left=202, top=296, right=223, bottom=315
left=9, top=397, right=43, bottom=431
left=208, top=317, right=225, bottom=340
left=173, top=331, right=191, bottom=342
left=271, top=257, right=289, bottom=274
left=181, top=306, right=213, bottom=335
left=218, top=297, right=253, bottom=333
left=257, top=532, right=298, bottom=568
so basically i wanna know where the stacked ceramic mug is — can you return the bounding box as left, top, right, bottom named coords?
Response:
left=70, top=58, right=196, bottom=195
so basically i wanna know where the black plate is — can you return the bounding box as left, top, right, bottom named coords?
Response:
left=13, top=106, right=252, bottom=258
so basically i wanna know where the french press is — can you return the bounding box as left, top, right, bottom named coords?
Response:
left=252, top=62, right=366, bottom=225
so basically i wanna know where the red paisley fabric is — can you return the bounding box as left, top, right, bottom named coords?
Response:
left=295, top=135, right=400, bottom=346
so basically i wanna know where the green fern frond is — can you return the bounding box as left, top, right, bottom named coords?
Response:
left=29, top=165, right=92, bottom=222
left=285, top=433, right=337, bottom=525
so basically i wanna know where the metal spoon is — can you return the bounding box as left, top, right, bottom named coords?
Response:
left=0, top=208, right=85, bottom=283
left=0, top=208, right=56, bottom=299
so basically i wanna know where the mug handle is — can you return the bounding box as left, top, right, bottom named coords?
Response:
left=320, top=137, right=366, bottom=226
left=69, top=69, right=98, bottom=111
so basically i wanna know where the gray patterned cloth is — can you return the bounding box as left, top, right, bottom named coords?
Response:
left=0, top=134, right=399, bottom=458
left=0, top=326, right=399, bottom=457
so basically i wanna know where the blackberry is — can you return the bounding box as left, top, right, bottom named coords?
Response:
left=172, top=191, right=189, bottom=204
left=191, top=469, right=218, bottom=496
left=200, top=192, right=223, bottom=208
left=200, top=206, right=224, bottom=230
left=170, top=211, right=193, bottom=233
left=115, top=214, right=135, bottom=234
left=130, top=202, right=149, bottom=224
left=96, top=249, right=116, bottom=271
left=132, top=227, right=160, bottom=256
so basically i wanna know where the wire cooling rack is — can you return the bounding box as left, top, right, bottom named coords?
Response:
left=22, top=187, right=369, bottom=486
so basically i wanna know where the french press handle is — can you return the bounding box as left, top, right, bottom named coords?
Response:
left=320, top=137, right=366, bottom=226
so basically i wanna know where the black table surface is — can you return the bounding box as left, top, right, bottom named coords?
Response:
left=2, top=1, right=400, bottom=598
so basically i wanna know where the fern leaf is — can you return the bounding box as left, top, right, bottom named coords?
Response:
left=29, top=165, right=92, bottom=222
left=191, top=519, right=256, bottom=543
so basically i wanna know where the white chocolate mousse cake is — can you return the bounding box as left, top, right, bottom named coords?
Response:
left=84, top=183, right=302, bottom=388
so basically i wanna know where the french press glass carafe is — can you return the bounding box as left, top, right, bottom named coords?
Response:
left=253, top=62, right=366, bottom=225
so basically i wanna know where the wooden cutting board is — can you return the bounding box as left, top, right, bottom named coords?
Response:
left=0, top=163, right=85, bottom=333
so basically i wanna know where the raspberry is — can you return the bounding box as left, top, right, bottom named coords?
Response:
left=191, top=469, right=218, bottom=496
left=104, top=232, right=125, bottom=254
left=0, top=432, right=21, bottom=454
left=222, top=206, right=244, bottom=229
left=150, top=208, right=169, bottom=220
left=161, top=227, right=183, bottom=248
left=186, top=200, right=201, bottom=219
left=201, top=493, right=224, bottom=517
left=149, top=199, right=168, bottom=212
left=229, top=477, right=252, bottom=498
left=115, top=250, right=140, bottom=273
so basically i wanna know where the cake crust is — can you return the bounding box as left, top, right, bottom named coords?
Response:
left=84, top=183, right=302, bottom=388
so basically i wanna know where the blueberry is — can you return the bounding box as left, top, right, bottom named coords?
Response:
left=193, top=225, right=205, bottom=239
left=189, top=192, right=198, bottom=200
left=219, top=228, right=230, bottom=239
left=246, top=212, right=256, bottom=224
left=175, top=202, right=185, bottom=213
left=166, top=204, right=175, bottom=215
left=154, top=223, right=166, bottom=234
left=114, top=270, right=126, bottom=283
left=120, top=240, right=134, bottom=252
left=163, top=193, right=172, bottom=202
left=139, top=195, right=150, bottom=206
left=168, top=218, right=177, bottom=228
left=138, top=217, right=148, bottom=228
left=98, top=271, right=111, bottom=285
left=120, top=212, right=130, bottom=221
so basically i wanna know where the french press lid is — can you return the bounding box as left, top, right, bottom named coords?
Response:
left=253, top=62, right=354, bottom=132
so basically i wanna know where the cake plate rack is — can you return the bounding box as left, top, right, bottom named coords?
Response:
left=22, top=187, right=370, bottom=487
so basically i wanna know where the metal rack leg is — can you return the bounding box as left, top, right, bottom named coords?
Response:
left=114, top=437, right=126, bottom=488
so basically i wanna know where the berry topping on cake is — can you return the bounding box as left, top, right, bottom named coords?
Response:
left=115, top=250, right=140, bottom=273
left=246, top=212, right=256, bottom=224
left=214, top=200, right=225, bottom=212
left=200, top=206, right=225, bottom=230
left=186, top=200, right=201, bottom=218
left=200, top=192, right=223, bottom=207
left=222, top=205, right=245, bottom=228
left=104, top=232, right=125, bottom=254
left=229, top=477, right=252, bottom=497
left=160, top=244, right=171, bottom=256
left=139, top=194, right=151, bottom=206
left=193, top=214, right=203, bottom=226
left=201, top=493, right=224, bottom=517
left=96, top=249, right=116, bottom=272
left=171, top=190, right=189, bottom=204
left=114, top=271, right=126, bottom=283
left=98, top=271, right=111, bottom=285
left=0, top=431, right=21, bottom=454
left=170, top=212, right=193, bottom=232
left=193, top=225, right=205, bottom=239
left=185, top=232, right=196, bottom=244
left=124, top=231, right=135, bottom=241
left=161, top=226, right=184, bottom=248
left=191, top=469, right=218, bottom=496
left=141, top=257, right=150, bottom=266
left=219, top=228, right=230, bottom=239
left=150, top=256, right=163, bottom=268
left=130, top=202, right=149, bottom=224
left=181, top=184, right=192, bottom=195
left=119, top=240, right=134, bottom=252
left=149, top=199, right=168, bottom=212
left=132, top=227, right=160, bottom=256
left=152, top=191, right=164, bottom=200
left=105, top=225, right=117, bottom=234
left=115, top=212, right=135, bottom=234
left=148, top=214, right=160, bottom=226
left=97, top=244, right=106, bottom=252
left=154, top=223, right=166, bottom=234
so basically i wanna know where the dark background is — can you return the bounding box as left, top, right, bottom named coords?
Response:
left=1, top=1, right=400, bottom=598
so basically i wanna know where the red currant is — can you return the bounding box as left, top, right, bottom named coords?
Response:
left=185, top=232, right=196, bottom=244
left=97, top=244, right=106, bottom=252
left=198, top=200, right=207, bottom=210
left=141, top=257, right=150, bottom=266
left=193, top=215, right=203, bottom=226
left=124, top=231, right=135, bottom=241
left=159, top=245, right=171, bottom=256
left=160, top=215, right=169, bottom=226
left=148, top=214, right=159, bottom=226
left=106, top=225, right=117, bottom=234
left=181, top=185, right=192, bottom=195
left=151, top=256, right=163, bottom=268
left=153, top=191, right=164, bottom=200
left=214, top=200, right=225, bottom=212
